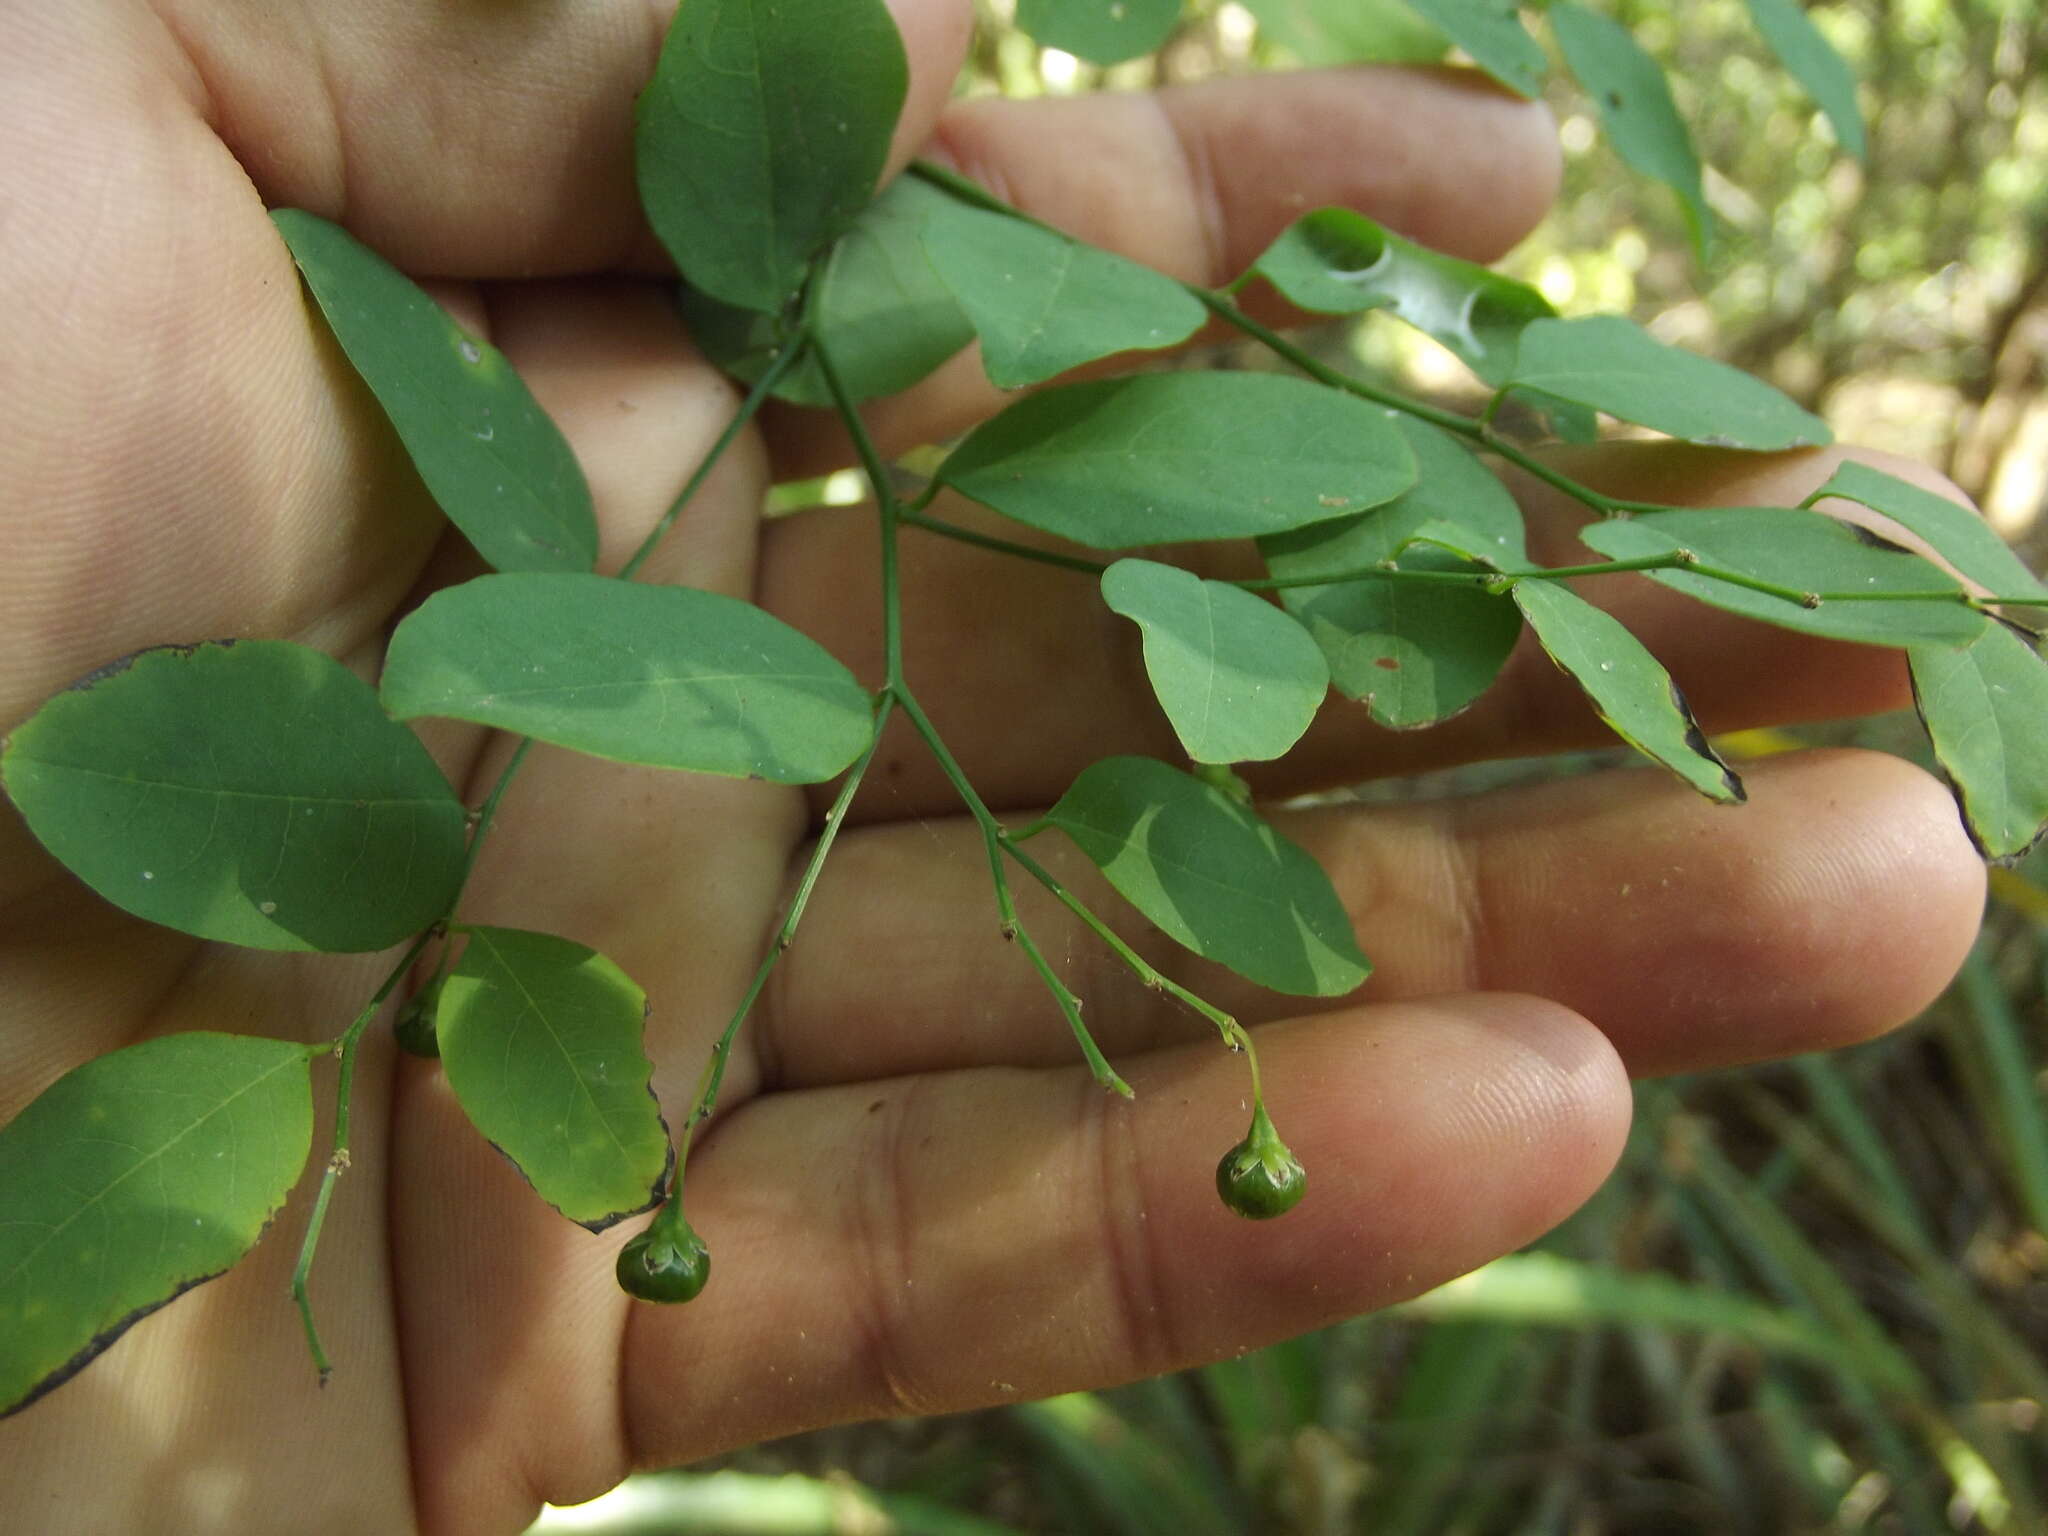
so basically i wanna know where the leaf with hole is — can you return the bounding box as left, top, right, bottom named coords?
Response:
left=1400, top=0, right=1547, bottom=97
left=1045, top=756, right=1369, bottom=996
left=1549, top=2, right=1713, bottom=261
left=1513, top=578, right=1744, bottom=802
left=923, top=205, right=1205, bottom=389
left=1101, top=559, right=1328, bottom=764
left=680, top=176, right=977, bottom=405
left=1742, top=0, right=1865, bottom=160
left=439, top=928, right=671, bottom=1230
left=1810, top=460, right=2045, bottom=604
left=381, top=574, right=874, bottom=785
left=937, top=373, right=1416, bottom=548
left=1578, top=507, right=1986, bottom=648
left=272, top=210, right=597, bottom=573
left=0, top=1033, right=314, bottom=1420
left=1014, top=0, right=1180, bottom=63
left=1248, top=208, right=1553, bottom=385
left=1507, top=317, right=1830, bottom=451
left=1910, top=622, right=2048, bottom=863
left=2, top=641, right=468, bottom=952
left=636, top=0, right=909, bottom=313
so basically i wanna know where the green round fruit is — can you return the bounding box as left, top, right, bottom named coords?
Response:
left=1215, top=1118, right=1306, bottom=1220
left=616, top=1219, right=711, bottom=1303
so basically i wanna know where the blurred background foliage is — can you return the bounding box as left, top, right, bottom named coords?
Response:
left=533, top=3, right=2048, bottom=1531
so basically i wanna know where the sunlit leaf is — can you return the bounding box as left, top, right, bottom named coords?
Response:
left=1549, top=2, right=1713, bottom=261
left=1248, top=208, right=1552, bottom=384
left=1238, top=0, right=1449, bottom=65
left=1015, top=0, right=1180, bottom=63
left=271, top=210, right=597, bottom=573
left=1507, top=317, right=1831, bottom=450
left=0, top=1034, right=314, bottom=1419
left=1400, top=0, right=1547, bottom=96
left=3, top=641, right=467, bottom=952
left=680, top=177, right=976, bottom=405
left=1100, top=559, right=1328, bottom=763
left=1045, top=756, right=1369, bottom=996
left=381, top=574, right=874, bottom=785
left=439, top=928, right=670, bottom=1230
left=1743, top=0, right=1866, bottom=160
left=635, top=0, right=909, bottom=313
left=923, top=206, right=1205, bottom=389
left=937, top=373, right=1416, bottom=547
left=1910, top=622, right=2048, bottom=863
left=1578, top=507, right=1986, bottom=648
left=1513, top=578, right=1744, bottom=802
left=1810, top=459, right=2045, bottom=603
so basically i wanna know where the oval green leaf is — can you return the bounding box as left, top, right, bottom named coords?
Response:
left=1015, top=0, right=1180, bottom=63
left=1045, top=756, right=1370, bottom=997
left=271, top=210, right=598, bottom=574
left=636, top=0, right=909, bottom=314
left=1248, top=207, right=1554, bottom=384
left=2, top=641, right=468, bottom=952
left=1548, top=2, right=1713, bottom=261
left=1507, top=316, right=1831, bottom=451
left=681, top=176, right=977, bottom=406
left=1742, top=0, right=1866, bottom=161
left=0, top=1033, right=314, bottom=1419
left=1101, top=560, right=1329, bottom=764
left=1810, top=460, right=2046, bottom=603
left=1400, top=0, right=1547, bottom=97
left=1578, top=507, right=1987, bottom=649
left=1513, top=578, right=1744, bottom=803
left=923, top=206, right=1206, bottom=389
left=1910, top=622, right=2048, bottom=863
left=1237, top=0, right=1449, bottom=66
left=439, top=928, right=671, bottom=1231
left=381, top=574, right=874, bottom=784
left=937, top=373, right=1416, bottom=548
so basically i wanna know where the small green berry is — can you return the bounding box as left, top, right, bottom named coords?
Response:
left=1215, top=1106, right=1305, bottom=1220
left=616, top=1216, right=711, bottom=1304
left=393, top=981, right=443, bottom=1059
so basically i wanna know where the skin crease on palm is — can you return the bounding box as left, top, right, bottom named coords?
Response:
left=0, top=1, right=1992, bottom=1532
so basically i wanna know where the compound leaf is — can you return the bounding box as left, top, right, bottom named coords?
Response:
left=3, top=641, right=467, bottom=952
left=1513, top=578, right=1744, bottom=802
left=681, top=176, right=976, bottom=405
left=1015, top=0, right=1180, bottom=63
left=381, top=573, right=873, bottom=785
left=1910, top=622, right=2048, bottom=863
left=1046, top=757, right=1369, bottom=996
left=1811, top=459, right=2046, bottom=603
left=1248, top=208, right=1552, bottom=384
left=1101, top=560, right=1328, bottom=763
left=937, top=373, right=1416, bottom=548
left=1508, top=316, right=1831, bottom=451
left=1578, top=507, right=1986, bottom=649
left=1400, top=0, right=1547, bottom=97
left=272, top=210, right=597, bottom=574
left=1549, top=2, right=1713, bottom=261
left=1742, top=0, right=1866, bottom=160
left=0, top=1033, right=314, bottom=1419
left=636, top=0, right=909, bottom=314
left=439, top=928, right=670, bottom=1230
left=924, top=206, right=1205, bottom=389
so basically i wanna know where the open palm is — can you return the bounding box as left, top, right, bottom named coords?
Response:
left=0, top=4, right=1986, bottom=1533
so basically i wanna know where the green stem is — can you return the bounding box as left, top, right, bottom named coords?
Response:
left=900, top=510, right=1110, bottom=577
left=293, top=930, right=432, bottom=1381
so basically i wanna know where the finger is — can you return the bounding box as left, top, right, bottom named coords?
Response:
left=175, top=0, right=973, bottom=277
left=763, top=65, right=1561, bottom=473
left=756, top=750, right=1985, bottom=1086
left=616, top=995, right=1628, bottom=1471
left=761, top=444, right=1956, bottom=819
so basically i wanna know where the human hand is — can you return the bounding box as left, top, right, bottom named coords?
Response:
left=0, top=4, right=1985, bottom=1533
